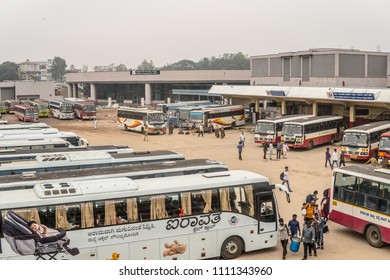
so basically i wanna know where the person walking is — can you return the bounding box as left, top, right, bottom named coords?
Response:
left=208, top=121, right=213, bottom=134
left=198, top=123, right=204, bottom=137
left=339, top=150, right=346, bottom=167
left=263, top=142, right=268, bottom=160
left=331, top=148, right=339, bottom=169
left=220, top=126, right=225, bottom=138
left=276, top=141, right=281, bottom=159
left=281, top=166, right=292, bottom=192
left=325, top=147, right=331, bottom=168
left=215, top=125, right=220, bottom=138
left=282, top=142, right=289, bottom=159
left=143, top=124, right=149, bottom=141
left=239, top=132, right=245, bottom=147
left=278, top=218, right=291, bottom=260
left=237, top=141, right=243, bottom=160
left=314, top=212, right=326, bottom=250
left=93, top=118, right=98, bottom=130
left=288, top=214, right=301, bottom=238
left=320, top=191, right=330, bottom=220
left=269, top=142, right=274, bottom=160
left=301, top=220, right=315, bottom=260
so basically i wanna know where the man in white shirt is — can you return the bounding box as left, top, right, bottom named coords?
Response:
left=331, top=149, right=338, bottom=169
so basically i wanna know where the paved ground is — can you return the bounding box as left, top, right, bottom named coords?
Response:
left=4, top=109, right=390, bottom=260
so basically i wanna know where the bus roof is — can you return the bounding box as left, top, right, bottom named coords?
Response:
left=0, top=170, right=270, bottom=208
left=344, top=121, right=390, bottom=133
left=118, top=107, right=163, bottom=114
left=0, top=131, right=79, bottom=141
left=334, top=165, right=390, bottom=184
left=283, top=115, right=342, bottom=125
left=0, top=138, right=69, bottom=148
left=1, top=159, right=227, bottom=187
left=0, top=123, right=51, bottom=130
left=191, top=105, right=244, bottom=113
left=0, top=128, right=59, bottom=137
left=256, top=114, right=311, bottom=124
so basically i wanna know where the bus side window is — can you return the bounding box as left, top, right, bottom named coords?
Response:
left=138, top=196, right=151, bottom=222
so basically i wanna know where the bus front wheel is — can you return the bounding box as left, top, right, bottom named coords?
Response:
left=330, top=136, right=335, bottom=144
left=307, top=140, right=314, bottom=150
left=366, top=225, right=384, bottom=248
left=220, top=236, right=243, bottom=259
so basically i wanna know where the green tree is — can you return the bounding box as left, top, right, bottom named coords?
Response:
left=137, top=60, right=156, bottom=70
left=115, top=64, right=127, bottom=71
left=50, top=56, right=67, bottom=81
left=0, top=61, right=19, bottom=82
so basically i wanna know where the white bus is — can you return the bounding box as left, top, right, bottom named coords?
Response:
left=329, top=165, right=390, bottom=247
left=0, top=123, right=51, bottom=130
left=0, top=170, right=282, bottom=260
left=49, top=100, right=74, bottom=120
left=0, top=150, right=185, bottom=176
left=341, top=121, right=390, bottom=161
left=0, top=145, right=133, bottom=161
left=0, top=128, right=59, bottom=137
left=1, top=159, right=228, bottom=189
left=254, top=114, right=310, bottom=145
left=187, top=105, right=245, bottom=130
left=281, top=115, right=344, bottom=149
left=117, top=108, right=166, bottom=134
left=0, top=138, right=70, bottom=151
left=0, top=131, right=88, bottom=147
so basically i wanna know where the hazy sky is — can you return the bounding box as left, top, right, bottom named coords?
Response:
left=1, top=0, right=389, bottom=70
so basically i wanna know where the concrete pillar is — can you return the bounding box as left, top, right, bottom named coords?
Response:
left=281, top=100, right=286, bottom=115
left=167, top=97, right=171, bottom=104
left=72, top=83, right=77, bottom=98
left=229, top=98, right=233, bottom=105
left=144, top=83, right=152, bottom=105
left=141, top=97, right=145, bottom=107
left=67, top=84, right=72, bottom=98
left=312, top=102, right=318, bottom=116
left=263, top=99, right=267, bottom=109
left=349, top=105, right=356, bottom=128
left=254, top=99, right=260, bottom=123
left=90, top=83, right=96, bottom=101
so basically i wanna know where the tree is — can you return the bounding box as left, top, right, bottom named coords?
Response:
left=0, top=61, right=19, bottom=82
left=137, top=60, right=156, bottom=70
left=50, top=56, right=67, bottom=81
left=115, top=64, right=127, bottom=71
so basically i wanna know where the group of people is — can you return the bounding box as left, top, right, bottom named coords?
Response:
left=263, top=141, right=289, bottom=160
left=279, top=189, right=330, bottom=260
left=325, top=147, right=346, bottom=169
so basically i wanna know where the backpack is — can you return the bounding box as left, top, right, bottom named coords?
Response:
left=280, top=172, right=284, bottom=180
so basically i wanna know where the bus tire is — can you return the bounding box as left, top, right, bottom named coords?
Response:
left=307, top=140, right=314, bottom=150
left=330, top=136, right=335, bottom=144
left=141, top=127, right=145, bottom=134
left=124, top=124, right=128, bottom=131
left=231, top=122, right=236, bottom=129
left=220, top=236, right=243, bottom=259
left=366, top=225, right=384, bottom=248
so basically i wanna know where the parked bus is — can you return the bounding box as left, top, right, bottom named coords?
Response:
left=0, top=150, right=185, bottom=176
left=254, top=114, right=310, bottom=145
left=0, top=159, right=227, bottom=189
left=0, top=131, right=88, bottom=147
left=157, top=101, right=213, bottom=114
left=341, top=121, right=390, bottom=161
left=0, top=144, right=133, bottom=161
left=0, top=138, right=70, bottom=150
left=188, top=105, right=245, bottom=130
left=0, top=122, right=50, bottom=130
left=14, top=105, right=39, bottom=122
left=73, top=102, right=96, bottom=120
left=5, top=100, right=20, bottom=114
left=30, top=100, right=50, bottom=118
left=378, top=131, right=390, bottom=166
left=49, top=100, right=74, bottom=119
left=0, top=101, right=7, bottom=114
left=117, top=108, right=166, bottom=134
left=329, top=165, right=390, bottom=247
left=0, top=170, right=283, bottom=260
left=281, top=115, right=344, bottom=149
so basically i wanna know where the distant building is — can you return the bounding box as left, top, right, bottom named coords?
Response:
left=17, top=59, right=53, bottom=81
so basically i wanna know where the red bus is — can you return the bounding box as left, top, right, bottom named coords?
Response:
left=329, top=166, right=390, bottom=248
left=378, top=131, right=390, bottom=166
left=73, top=102, right=96, bottom=120
left=341, top=121, right=390, bottom=161
left=14, top=104, right=39, bottom=122
left=281, top=115, right=344, bottom=149
left=5, top=100, right=20, bottom=114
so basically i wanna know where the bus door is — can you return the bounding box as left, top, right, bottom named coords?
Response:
left=255, top=192, right=277, bottom=234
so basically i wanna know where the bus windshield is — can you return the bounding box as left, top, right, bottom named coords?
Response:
left=148, top=113, right=165, bottom=124
left=282, top=124, right=302, bottom=135
left=342, top=132, right=368, bottom=147
left=379, top=136, right=390, bottom=151
left=256, top=122, right=275, bottom=134
left=190, top=112, right=203, bottom=121
left=25, top=109, right=37, bottom=116
left=38, top=104, right=49, bottom=110
left=60, top=104, right=73, bottom=113
left=83, top=105, right=96, bottom=113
